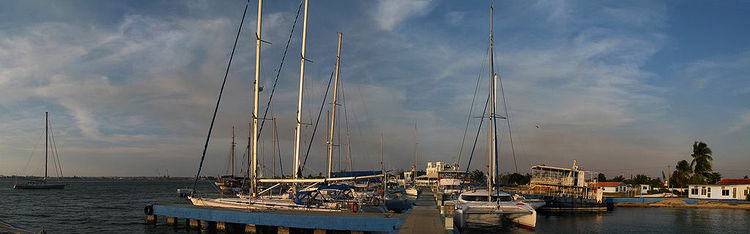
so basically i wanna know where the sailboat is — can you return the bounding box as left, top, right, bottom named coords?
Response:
left=14, top=112, right=66, bottom=189
left=215, top=127, right=242, bottom=193
left=453, top=4, right=536, bottom=230
left=405, top=122, right=420, bottom=196
left=188, top=0, right=386, bottom=213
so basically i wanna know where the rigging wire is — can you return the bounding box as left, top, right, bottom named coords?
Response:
left=464, top=88, right=490, bottom=176
left=19, top=126, right=45, bottom=176
left=497, top=70, right=518, bottom=174
left=257, top=0, right=304, bottom=138
left=192, top=0, right=250, bottom=191
left=300, top=65, right=337, bottom=174
left=48, top=118, right=63, bottom=178
left=457, top=47, right=489, bottom=166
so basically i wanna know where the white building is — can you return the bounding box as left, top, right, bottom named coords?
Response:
left=688, top=179, right=750, bottom=200
left=637, top=184, right=651, bottom=194
left=590, top=182, right=628, bottom=194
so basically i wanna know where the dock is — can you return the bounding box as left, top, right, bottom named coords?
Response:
left=399, top=191, right=447, bottom=234
left=145, top=192, right=452, bottom=233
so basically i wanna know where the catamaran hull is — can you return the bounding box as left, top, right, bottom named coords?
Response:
left=454, top=208, right=537, bottom=230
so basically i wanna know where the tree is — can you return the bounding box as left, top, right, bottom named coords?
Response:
left=611, top=175, right=625, bottom=182
left=597, top=173, right=607, bottom=182
left=468, top=170, right=485, bottom=183
left=744, top=175, right=748, bottom=179
left=706, top=172, right=722, bottom=184
left=669, top=160, right=692, bottom=187
left=690, top=141, right=713, bottom=180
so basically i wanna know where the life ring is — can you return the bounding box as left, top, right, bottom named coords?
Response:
left=144, top=205, right=153, bottom=215
left=350, top=202, right=359, bottom=213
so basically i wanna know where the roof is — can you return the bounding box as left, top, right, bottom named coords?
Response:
left=591, top=182, right=625, bottom=187
left=716, top=179, right=750, bottom=185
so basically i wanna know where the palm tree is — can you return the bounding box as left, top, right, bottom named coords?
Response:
left=690, top=141, right=713, bottom=179
left=670, top=160, right=692, bottom=187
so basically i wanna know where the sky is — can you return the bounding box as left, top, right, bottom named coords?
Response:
left=0, top=0, right=748, bottom=179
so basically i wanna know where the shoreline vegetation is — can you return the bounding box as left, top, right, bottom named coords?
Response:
left=615, top=198, right=750, bottom=209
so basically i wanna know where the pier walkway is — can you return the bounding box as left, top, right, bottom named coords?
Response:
left=399, top=191, right=445, bottom=234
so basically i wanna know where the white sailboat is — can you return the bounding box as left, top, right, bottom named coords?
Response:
left=14, top=112, right=66, bottom=190
left=453, top=4, right=536, bottom=230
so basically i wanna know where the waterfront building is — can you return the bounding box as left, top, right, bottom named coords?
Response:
left=590, top=182, right=628, bottom=194
left=688, top=179, right=750, bottom=200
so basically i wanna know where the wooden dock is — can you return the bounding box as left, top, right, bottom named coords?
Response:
left=399, top=191, right=446, bottom=234
left=145, top=192, right=451, bottom=233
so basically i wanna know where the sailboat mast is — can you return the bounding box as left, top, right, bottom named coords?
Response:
left=45, top=111, right=48, bottom=180
left=231, top=126, right=235, bottom=178
left=328, top=32, right=343, bottom=178
left=488, top=4, right=498, bottom=196
left=380, top=132, right=385, bottom=196
left=293, top=0, right=310, bottom=181
left=250, top=0, right=263, bottom=197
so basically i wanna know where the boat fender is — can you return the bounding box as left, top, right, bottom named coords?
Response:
left=144, top=205, right=153, bottom=215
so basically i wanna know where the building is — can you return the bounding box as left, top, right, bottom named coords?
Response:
left=688, top=179, right=750, bottom=200
left=530, top=160, right=592, bottom=188
left=590, top=182, right=628, bottom=194
left=637, top=184, right=651, bottom=194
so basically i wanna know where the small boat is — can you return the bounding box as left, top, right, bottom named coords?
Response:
left=454, top=189, right=537, bottom=230
left=14, top=112, right=65, bottom=190
left=405, top=187, right=420, bottom=196
left=177, top=188, right=194, bottom=197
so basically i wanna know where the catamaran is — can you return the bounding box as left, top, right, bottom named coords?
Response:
left=453, top=4, right=537, bottom=230
left=14, top=112, right=66, bottom=190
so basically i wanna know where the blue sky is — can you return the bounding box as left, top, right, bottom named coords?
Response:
left=0, top=0, right=748, bottom=178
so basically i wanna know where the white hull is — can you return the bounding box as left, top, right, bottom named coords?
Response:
left=189, top=196, right=385, bottom=213
left=453, top=190, right=537, bottom=230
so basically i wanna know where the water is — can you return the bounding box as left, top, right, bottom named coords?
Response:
left=1, top=178, right=749, bottom=233
left=0, top=178, right=213, bottom=233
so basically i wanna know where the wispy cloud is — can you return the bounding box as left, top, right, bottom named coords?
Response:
left=371, top=0, right=435, bottom=31
left=729, top=110, right=750, bottom=133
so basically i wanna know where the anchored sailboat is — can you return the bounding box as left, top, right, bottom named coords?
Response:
left=14, top=112, right=66, bottom=190
left=453, top=4, right=536, bottom=230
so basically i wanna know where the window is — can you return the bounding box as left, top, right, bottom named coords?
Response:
left=691, top=188, right=699, bottom=195
left=701, top=188, right=706, bottom=195
left=708, top=187, right=711, bottom=198
left=722, top=188, right=730, bottom=196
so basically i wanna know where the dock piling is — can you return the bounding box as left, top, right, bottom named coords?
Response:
left=146, top=215, right=157, bottom=224
left=277, top=226, right=290, bottom=234
left=188, top=219, right=200, bottom=229
left=245, top=224, right=257, bottom=233
left=166, top=217, right=177, bottom=226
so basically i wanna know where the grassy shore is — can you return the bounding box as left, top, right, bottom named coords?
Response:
left=615, top=198, right=750, bottom=209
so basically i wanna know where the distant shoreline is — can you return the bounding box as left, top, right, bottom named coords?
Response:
left=614, top=198, right=750, bottom=209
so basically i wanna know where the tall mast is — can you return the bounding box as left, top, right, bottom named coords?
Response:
left=488, top=4, right=497, bottom=197
left=250, top=0, right=263, bottom=197
left=232, top=126, right=235, bottom=178
left=413, top=122, right=418, bottom=173
left=45, top=111, right=48, bottom=180
left=272, top=117, right=276, bottom=178
left=293, top=0, right=310, bottom=181
left=380, top=132, right=385, bottom=196
left=328, top=32, right=343, bottom=178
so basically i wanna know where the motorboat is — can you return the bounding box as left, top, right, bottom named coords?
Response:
left=454, top=189, right=537, bottom=230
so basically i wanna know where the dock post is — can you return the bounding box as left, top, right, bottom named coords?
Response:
left=188, top=219, right=200, bottom=229
left=166, top=217, right=177, bottom=226
left=217, top=222, right=226, bottom=232
left=200, top=220, right=214, bottom=231
left=245, top=224, right=257, bottom=233
left=146, top=215, right=157, bottom=224
left=277, top=226, right=290, bottom=234
left=313, top=229, right=326, bottom=234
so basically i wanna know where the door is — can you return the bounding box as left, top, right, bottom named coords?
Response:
left=733, top=188, right=737, bottom=198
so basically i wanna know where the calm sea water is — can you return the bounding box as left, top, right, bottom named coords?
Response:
left=1, top=178, right=749, bottom=233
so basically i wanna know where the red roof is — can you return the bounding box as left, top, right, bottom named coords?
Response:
left=591, top=182, right=625, bottom=187
left=716, top=179, right=750, bottom=185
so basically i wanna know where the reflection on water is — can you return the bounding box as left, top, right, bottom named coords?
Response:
left=457, top=208, right=750, bottom=233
